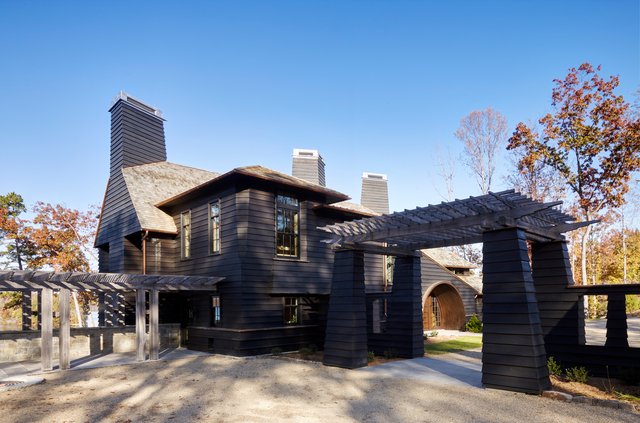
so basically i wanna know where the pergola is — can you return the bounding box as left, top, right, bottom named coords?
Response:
left=0, top=271, right=223, bottom=371
left=319, top=190, right=596, bottom=394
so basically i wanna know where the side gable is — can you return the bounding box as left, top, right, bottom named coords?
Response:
left=95, top=169, right=139, bottom=247
left=95, top=162, right=218, bottom=247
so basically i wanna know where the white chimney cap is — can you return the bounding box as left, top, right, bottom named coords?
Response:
left=293, top=148, right=321, bottom=158
left=362, top=172, right=387, bottom=181
left=110, top=91, right=163, bottom=118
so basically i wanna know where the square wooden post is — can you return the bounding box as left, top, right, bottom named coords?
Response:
left=149, top=289, right=159, bottom=360
left=385, top=254, right=424, bottom=358
left=59, top=289, right=71, bottom=370
left=323, top=249, right=368, bottom=369
left=482, top=228, right=551, bottom=394
left=41, top=288, right=53, bottom=372
left=98, top=292, right=106, bottom=327
left=136, top=289, right=146, bottom=362
left=531, top=241, right=585, bottom=359
left=605, top=293, right=629, bottom=347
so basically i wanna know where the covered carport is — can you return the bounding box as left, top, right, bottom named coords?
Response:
left=319, top=189, right=593, bottom=394
left=0, top=271, right=223, bottom=372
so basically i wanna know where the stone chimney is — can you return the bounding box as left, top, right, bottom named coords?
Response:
left=108, top=91, right=166, bottom=176
left=292, top=149, right=326, bottom=186
left=361, top=172, right=389, bottom=214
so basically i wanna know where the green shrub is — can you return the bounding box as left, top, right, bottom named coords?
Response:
left=271, top=347, right=283, bottom=355
left=367, top=351, right=375, bottom=363
left=566, top=366, right=589, bottom=383
left=547, top=357, right=562, bottom=377
left=465, top=315, right=483, bottom=333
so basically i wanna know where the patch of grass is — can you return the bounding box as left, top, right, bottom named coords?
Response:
left=424, top=336, right=482, bottom=355
left=616, top=392, right=640, bottom=404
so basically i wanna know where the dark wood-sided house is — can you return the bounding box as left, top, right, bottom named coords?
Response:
left=95, top=92, right=481, bottom=356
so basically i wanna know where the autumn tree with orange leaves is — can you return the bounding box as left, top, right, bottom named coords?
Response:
left=508, top=63, right=640, bottom=286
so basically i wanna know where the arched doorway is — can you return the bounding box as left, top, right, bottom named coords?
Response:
left=423, top=282, right=466, bottom=330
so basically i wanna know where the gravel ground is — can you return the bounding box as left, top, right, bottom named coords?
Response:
left=0, top=355, right=637, bottom=423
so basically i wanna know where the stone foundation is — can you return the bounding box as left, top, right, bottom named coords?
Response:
left=0, top=324, right=180, bottom=362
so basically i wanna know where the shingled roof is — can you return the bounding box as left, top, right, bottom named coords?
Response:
left=157, top=165, right=349, bottom=207
left=422, top=248, right=477, bottom=269
left=121, top=161, right=218, bottom=233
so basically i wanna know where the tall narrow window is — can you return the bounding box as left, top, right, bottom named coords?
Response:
left=211, top=295, right=221, bottom=326
left=275, top=194, right=299, bottom=257
left=284, top=297, right=300, bottom=325
left=431, top=296, right=441, bottom=328
left=181, top=211, right=191, bottom=259
left=209, top=200, right=221, bottom=254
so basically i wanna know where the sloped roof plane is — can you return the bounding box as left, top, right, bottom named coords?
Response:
left=122, top=161, right=219, bottom=233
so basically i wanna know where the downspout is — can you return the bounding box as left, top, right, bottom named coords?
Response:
left=142, top=230, right=149, bottom=275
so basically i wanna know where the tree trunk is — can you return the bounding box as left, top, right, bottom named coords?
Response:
left=14, top=238, right=22, bottom=270
left=580, top=223, right=591, bottom=286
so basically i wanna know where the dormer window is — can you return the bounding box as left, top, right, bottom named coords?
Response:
left=275, top=194, right=299, bottom=257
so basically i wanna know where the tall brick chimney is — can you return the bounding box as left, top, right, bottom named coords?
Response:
left=108, top=91, right=166, bottom=176
left=361, top=172, right=389, bottom=215
left=292, top=148, right=326, bottom=186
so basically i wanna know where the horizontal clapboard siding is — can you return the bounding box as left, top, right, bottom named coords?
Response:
left=420, top=254, right=479, bottom=318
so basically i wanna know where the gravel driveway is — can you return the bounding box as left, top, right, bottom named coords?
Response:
left=0, top=354, right=636, bottom=423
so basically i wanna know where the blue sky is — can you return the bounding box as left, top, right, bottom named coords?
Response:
left=1, top=1, right=638, bottom=213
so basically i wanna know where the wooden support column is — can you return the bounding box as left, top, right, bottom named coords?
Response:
left=37, top=291, right=42, bottom=330
left=385, top=255, right=424, bottom=358
left=482, top=228, right=551, bottom=394
left=41, top=288, right=53, bottom=372
left=531, top=241, right=585, bottom=361
left=149, top=289, right=159, bottom=360
left=21, top=291, right=32, bottom=330
left=59, top=289, right=71, bottom=370
left=605, top=293, right=628, bottom=347
left=98, top=292, right=106, bottom=326
left=323, top=249, right=368, bottom=369
left=136, top=289, right=146, bottom=362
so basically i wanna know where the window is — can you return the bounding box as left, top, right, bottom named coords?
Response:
left=209, top=200, right=221, bottom=254
left=181, top=211, right=191, bottom=259
left=431, top=296, right=441, bottom=327
left=211, top=295, right=221, bottom=326
left=275, top=194, right=299, bottom=257
left=384, top=256, right=395, bottom=290
left=284, top=297, right=300, bottom=325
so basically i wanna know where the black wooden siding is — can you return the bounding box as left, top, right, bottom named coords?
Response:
left=420, top=254, right=480, bottom=319
left=97, top=98, right=167, bottom=257
left=109, top=100, right=166, bottom=175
